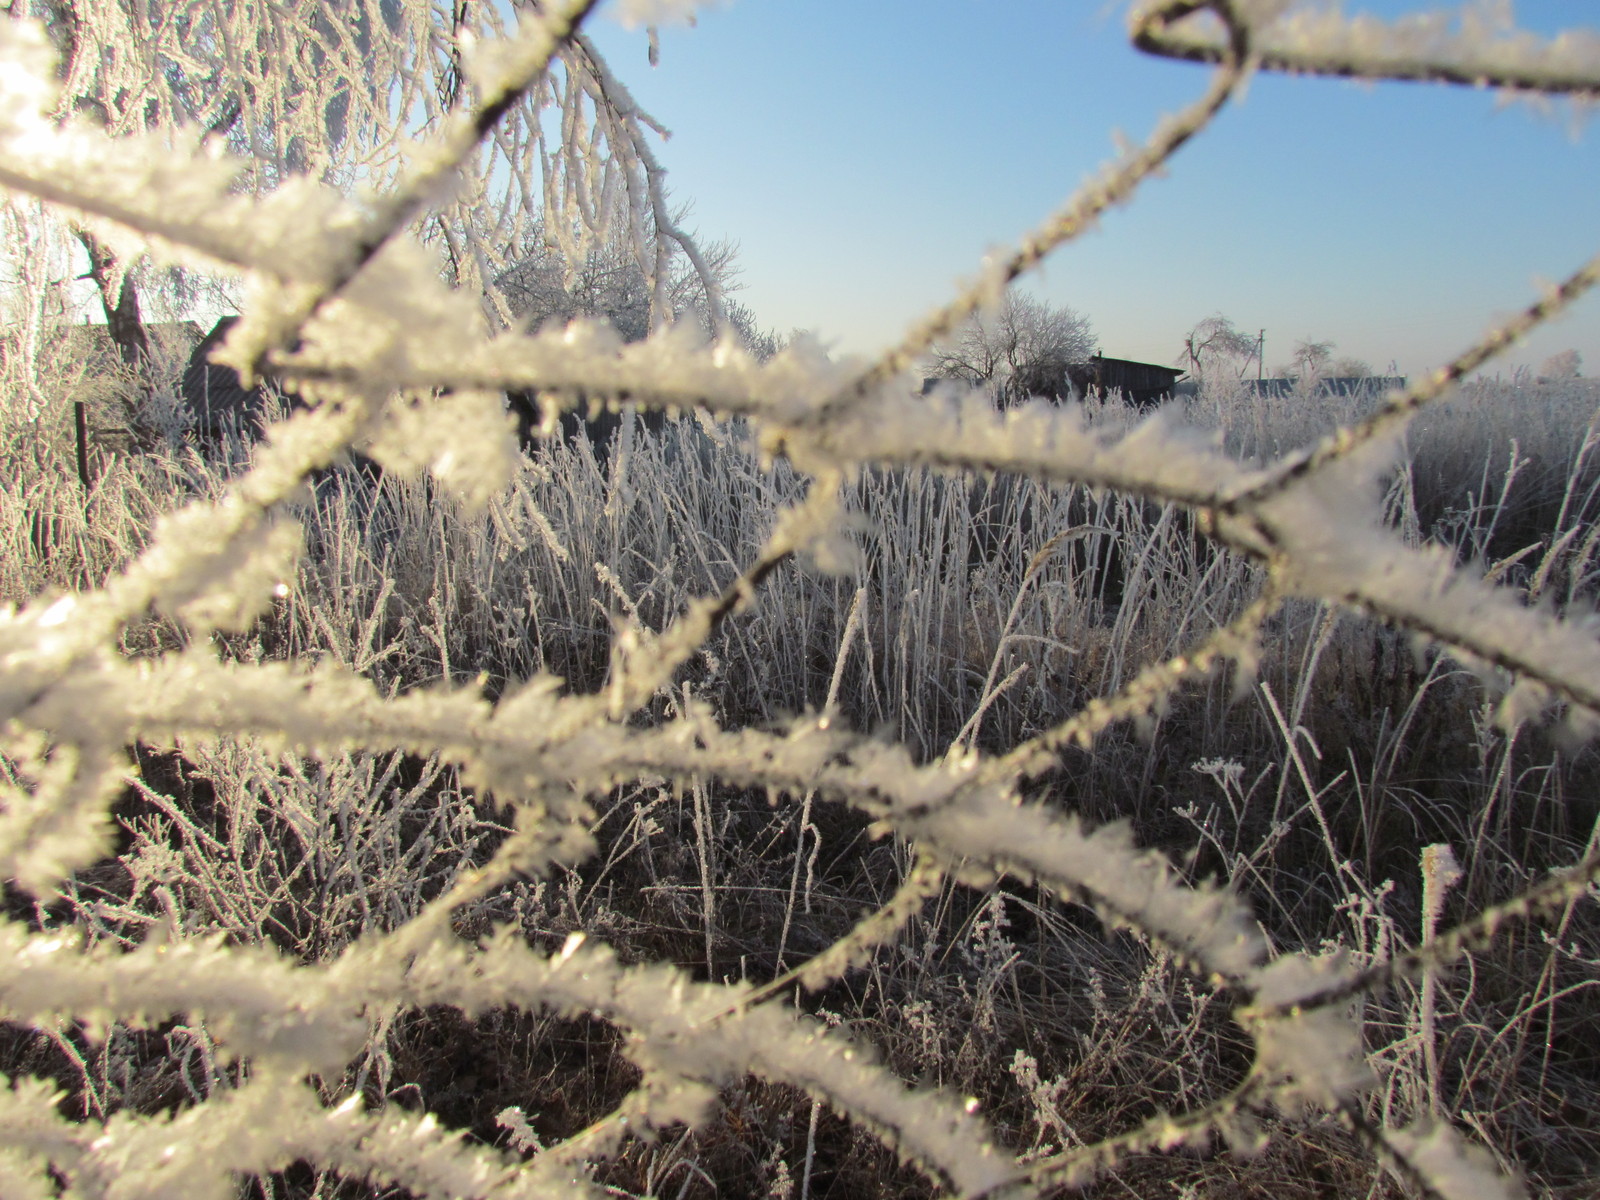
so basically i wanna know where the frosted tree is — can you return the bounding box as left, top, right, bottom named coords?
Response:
left=924, top=289, right=1095, bottom=405
left=4, top=0, right=719, bottom=374
left=1180, top=312, right=1260, bottom=381
left=496, top=218, right=773, bottom=351
left=1281, top=336, right=1335, bottom=381
left=1329, top=353, right=1374, bottom=377
left=1539, top=348, right=1582, bottom=380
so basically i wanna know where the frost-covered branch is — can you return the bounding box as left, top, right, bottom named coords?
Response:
left=1135, top=0, right=1600, bottom=97
left=11, top=648, right=1265, bottom=982
left=1223, top=250, right=1600, bottom=512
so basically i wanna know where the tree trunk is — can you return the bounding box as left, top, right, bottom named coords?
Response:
left=76, top=227, right=149, bottom=371
left=75, top=227, right=155, bottom=454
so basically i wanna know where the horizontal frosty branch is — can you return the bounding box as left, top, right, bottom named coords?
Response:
left=280, top=324, right=1260, bottom=506
left=0, top=1068, right=602, bottom=1200
left=1135, top=0, right=1600, bottom=96
left=16, top=654, right=1265, bottom=981
left=0, top=923, right=364, bottom=1074
left=0, top=918, right=1021, bottom=1197
left=400, top=931, right=1022, bottom=1195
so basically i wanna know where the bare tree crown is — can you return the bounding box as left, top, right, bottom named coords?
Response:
left=925, top=290, right=1095, bottom=405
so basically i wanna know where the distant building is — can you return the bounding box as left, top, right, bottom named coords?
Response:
left=62, top=321, right=203, bottom=375
left=1065, top=355, right=1187, bottom=409
left=0, top=320, right=201, bottom=381
left=921, top=354, right=1188, bottom=409
left=0, top=319, right=202, bottom=436
left=1242, top=376, right=1407, bottom=399
left=181, top=315, right=303, bottom=438
left=183, top=315, right=663, bottom=458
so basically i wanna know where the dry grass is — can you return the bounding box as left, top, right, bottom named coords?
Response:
left=3, top=367, right=1597, bottom=1196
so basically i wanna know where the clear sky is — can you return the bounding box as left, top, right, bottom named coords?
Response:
left=587, top=1, right=1598, bottom=381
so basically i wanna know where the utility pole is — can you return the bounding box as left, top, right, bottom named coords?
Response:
left=1257, top=330, right=1265, bottom=382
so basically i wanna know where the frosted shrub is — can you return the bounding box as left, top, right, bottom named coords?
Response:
left=0, top=3, right=1598, bottom=1198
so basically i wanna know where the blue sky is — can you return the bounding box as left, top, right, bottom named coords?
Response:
left=588, top=1, right=1597, bottom=380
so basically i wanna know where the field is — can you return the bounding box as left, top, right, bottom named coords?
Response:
left=4, top=357, right=1600, bottom=1197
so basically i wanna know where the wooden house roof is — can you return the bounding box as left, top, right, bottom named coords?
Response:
left=180, top=315, right=301, bottom=435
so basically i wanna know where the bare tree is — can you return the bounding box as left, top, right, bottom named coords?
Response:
left=1539, top=349, right=1582, bottom=380
left=1278, top=337, right=1335, bottom=381
left=8, top=0, right=716, bottom=375
left=925, top=290, right=1094, bottom=405
left=496, top=219, right=776, bottom=355
left=1180, top=313, right=1259, bottom=381
left=1329, top=354, right=1374, bottom=378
